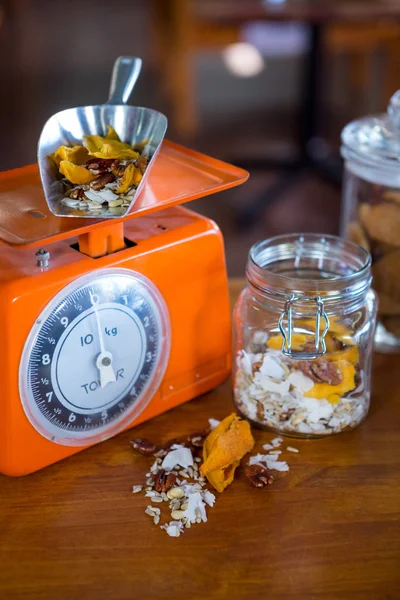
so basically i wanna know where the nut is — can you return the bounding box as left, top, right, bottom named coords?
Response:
left=90, top=173, right=115, bottom=190
left=245, top=464, right=273, bottom=488
left=180, top=503, right=188, bottom=511
left=155, top=438, right=183, bottom=458
left=130, top=438, right=157, bottom=456
left=111, top=159, right=126, bottom=178
left=187, top=431, right=208, bottom=448
left=167, top=487, right=184, bottom=499
left=311, top=359, right=342, bottom=385
left=171, top=510, right=186, bottom=520
left=135, top=155, right=148, bottom=174
left=84, top=158, right=114, bottom=173
left=68, top=188, right=86, bottom=200
left=298, top=358, right=342, bottom=385
left=154, top=469, right=176, bottom=493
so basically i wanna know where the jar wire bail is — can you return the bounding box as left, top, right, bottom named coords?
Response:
left=278, top=295, right=330, bottom=360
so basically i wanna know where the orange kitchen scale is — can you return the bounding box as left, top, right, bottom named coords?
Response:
left=0, top=141, right=248, bottom=476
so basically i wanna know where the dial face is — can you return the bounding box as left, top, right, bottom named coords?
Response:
left=19, top=269, right=170, bottom=446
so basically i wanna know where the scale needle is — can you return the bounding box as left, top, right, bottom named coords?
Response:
left=90, top=291, right=116, bottom=388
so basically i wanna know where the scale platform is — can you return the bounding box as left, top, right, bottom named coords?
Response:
left=0, top=140, right=248, bottom=249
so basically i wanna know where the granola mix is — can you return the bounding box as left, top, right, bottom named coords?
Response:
left=49, top=126, right=148, bottom=215
left=234, top=329, right=368, bottom=437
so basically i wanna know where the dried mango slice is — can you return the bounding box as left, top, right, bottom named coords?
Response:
left=91, top=143, right=139, bottom=160
left=116, top=164, right=142, bottom=194
left=327, top=394, right=341, bottom=405
left=267, top=333, right=308, bottom=351
left=330, top=345, right=359, bottom=365
left=200, top=413, right=255, bottom=492
left=84, top=135, right=139, bottom=160
left=59, top=161, right=96, bottom=184
left=305, top=359, right=355, bottom=399
left=51, top=145, right=89, bottom=168
left=106, top=125, right=120, bottom=141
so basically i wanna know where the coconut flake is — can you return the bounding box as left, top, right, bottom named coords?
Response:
left=161, top=446, right=194, bottom=471
left=97, top=188, right=119, bottom=201
left=202, top=490, right=216, bottom=507
left=288, top=371, right=314, bottom=392
left=208, top=418, right=220, bottom=430
left=165, top=521, right=184, bottom=537
left=183, top=491, right=207, bottom=523
left=262, top=443, right=274, bottom=451
left=254, top=372, right=290, bottom=394
left=249, top=452, right=289, bottom=472
left=271, top=437, right=283, bottom=447
left=259, top=355, right=285, bottom=380
left=298, top=397, right=334, bottom=423
left=150, top=460, right=159, bottom=473
left=238, top=350, right=252, bottom=375
left=84, top=189, right=105, bottom=203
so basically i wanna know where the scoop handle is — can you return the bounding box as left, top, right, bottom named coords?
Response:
left=106, top=56, right=142, bottom=105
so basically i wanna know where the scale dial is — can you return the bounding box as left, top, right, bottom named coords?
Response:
left=19, top=269, right=170, bottom=446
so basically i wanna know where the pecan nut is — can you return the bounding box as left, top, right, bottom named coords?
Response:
left=90, top=172, right=115, bottom=190
left=135, top=155, right=148, bottom=175
left=130, top=438, right=157, bottom=456
left=154, top=469, right=176, bottom=493
left=298, top=358, right=342, bottom=385
left=245, top=464, right=273, bottom=488
left=111, top=159, right=126, bottom=178
left=187, top=431, right=208, bottom=448
left=154, top=438, right=183, bottom=458
left=84, top=158, right=114, bottom=174
left=310, top=358, right=342, bottom=385
left=68, top=188, right=86, bottom=200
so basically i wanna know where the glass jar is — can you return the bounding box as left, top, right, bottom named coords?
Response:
left=341, top=90, right=400, bottom=352
left=233, top=234, right=377, bottom=438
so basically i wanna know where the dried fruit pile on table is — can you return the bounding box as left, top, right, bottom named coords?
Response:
left=234, top=319, right=366, bottom=436
left=49, top=126, right=148, bottom=214
left=346, top=190, right=400, bottom=337
left=130, top=416, right=299, bottom=538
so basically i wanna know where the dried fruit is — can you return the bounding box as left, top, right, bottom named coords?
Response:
left=116, top=163, right=142, bottom=194
left=200, top=413, right=255, bottom=493
left=51, top=145, right=89, bottom=168
left=245, top=464, right=273, bottom=488
left=130, top=438, right=157, bottom=456
left=305, top=359, right=356, bottom=399
left=106, top=125, right=120, bottom=140
left=59, top=161, right=96, bottom=184
left=154, top=469, right=176, bottom=493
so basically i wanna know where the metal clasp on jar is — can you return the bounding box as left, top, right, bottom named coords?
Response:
left=278, top=295, right=330, bottom=359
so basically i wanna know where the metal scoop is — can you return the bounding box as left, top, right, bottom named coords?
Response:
left=38, top=56, right=168, bottom=219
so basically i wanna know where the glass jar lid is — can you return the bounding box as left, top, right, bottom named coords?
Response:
left=341, top=91, right=400, bottom=186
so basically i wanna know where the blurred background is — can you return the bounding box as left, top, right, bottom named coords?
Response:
left=0, top=0, right=399, bottom=275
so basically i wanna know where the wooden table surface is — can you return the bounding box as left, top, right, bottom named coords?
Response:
left=0, top=279, right=399, bottom=600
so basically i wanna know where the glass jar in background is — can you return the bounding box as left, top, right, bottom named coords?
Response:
left=341, top=90, right=400, bottom=352
left=233, top=234, right=377, bottom=438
